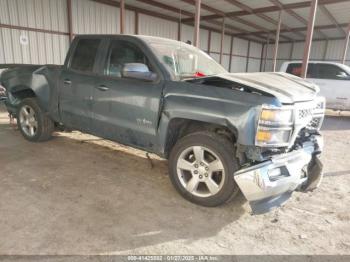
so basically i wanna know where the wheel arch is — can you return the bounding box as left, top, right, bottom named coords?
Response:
left=161, top=117, right=238, bottom=159
left=7, top=81, right=51, bottom=116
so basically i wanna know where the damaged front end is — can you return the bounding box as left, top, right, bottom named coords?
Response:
left=234, top=97, right=325, bottom=214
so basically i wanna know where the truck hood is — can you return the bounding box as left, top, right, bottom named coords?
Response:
left=218, top=72, right=319, bottom=104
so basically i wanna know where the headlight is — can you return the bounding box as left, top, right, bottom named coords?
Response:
left=256, top=106, right=293, bottom=147
left=260, top=107, right=293, bottom=125
left=256, top=128, right=292, bottom=146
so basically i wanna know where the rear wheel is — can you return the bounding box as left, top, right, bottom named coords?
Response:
left=168, top=131, right=240, bottom=207
left=17, top=98, right=54, bottom=142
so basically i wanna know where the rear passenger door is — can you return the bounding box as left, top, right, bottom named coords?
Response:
left=59, top=38, right=104, bottom=132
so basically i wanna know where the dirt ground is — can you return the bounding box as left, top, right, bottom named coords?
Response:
left=0, top=103, right=349, bottom=255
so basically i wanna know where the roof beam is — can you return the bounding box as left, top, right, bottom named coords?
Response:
left=233, top=22, right=348, bottom=38
left=135, top=0, right=192, bottom=17
left=318, top=5, right=346, bottom=36
left=280, top=35, right=350, bottom=43
left=178, top=0, right=271, bottom=41
left=180, top=0, right=272, bottom=41
left=97, top=0, right=262, bottom=43
left=269, top=0, right=328, bottom=39
left=133, top=0, right=265, bottom=42
left=186, top=0, right=293, bottom=41
left=183, top=0, right=350, bottom=22
left=224, top=0, right=305, bottom=39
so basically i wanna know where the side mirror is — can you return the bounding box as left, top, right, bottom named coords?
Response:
left=336, top=72, right=350, bottom=79
left=122, top=63, right=157, bottom=81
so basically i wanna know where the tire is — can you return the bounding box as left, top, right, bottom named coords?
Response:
left=17, top=97, right=54, bottom=142
left=168, top=131, right=240, bottom=207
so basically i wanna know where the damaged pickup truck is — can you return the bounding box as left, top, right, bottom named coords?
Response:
left=0, top=35, right=325, bottom=213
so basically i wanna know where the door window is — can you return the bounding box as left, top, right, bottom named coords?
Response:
left=105, top=41, right=151, bottom=77
left=313, top=64, right=349, bottom=80
left=286, top=63, right=315, bottom=78
left=70, top=39, right=101, bottom=72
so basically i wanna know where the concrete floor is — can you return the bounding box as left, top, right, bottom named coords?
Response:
left=0, top=105, right=349, bottom=255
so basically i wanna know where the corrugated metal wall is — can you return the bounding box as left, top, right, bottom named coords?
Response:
left=1, top=0, right=349, bottom=73
left=0, top=0, right=266, bottom=72
left=0, top=0, right=69, bottom=64
left=262, top=39, right=350, bottom=72
left=139, top=14, right=177, bottom=40
left=71, top=0, right=135, bottom=34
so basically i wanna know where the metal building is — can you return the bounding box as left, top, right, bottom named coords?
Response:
left=0, top=0, right=349, bottom=73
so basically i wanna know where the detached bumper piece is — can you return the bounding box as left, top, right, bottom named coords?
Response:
left=234, top=135, right=323, bottom=214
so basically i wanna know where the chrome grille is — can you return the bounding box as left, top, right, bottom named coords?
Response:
left=298, top=108, right=313, bottom=119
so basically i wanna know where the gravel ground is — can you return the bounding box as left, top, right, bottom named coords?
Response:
left=0, top=104, right=349, bottom=255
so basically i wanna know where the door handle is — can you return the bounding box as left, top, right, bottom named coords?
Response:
left=64, top=79, right=71, bottom=85
left=96, top=85, right=109, bottom=91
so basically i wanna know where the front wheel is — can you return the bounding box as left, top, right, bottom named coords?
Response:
left=168, top=131, right=240, bottom=207
left=17, top=97, right=54, bottom=142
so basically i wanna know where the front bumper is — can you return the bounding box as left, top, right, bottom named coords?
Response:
left=234, top=135, right=323, bottom=214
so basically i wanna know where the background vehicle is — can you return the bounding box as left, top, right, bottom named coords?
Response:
left=0, top=35, right=325, bottom=213
left=280, top=61, right=350, bottom=110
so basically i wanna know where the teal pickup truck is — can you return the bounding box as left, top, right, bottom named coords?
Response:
left=0, top=35, right=325, bottom=213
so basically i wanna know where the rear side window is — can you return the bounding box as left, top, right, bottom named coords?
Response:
left=70, top=39, right=101, bottom=72
left=313, top=64, right=349, bottom=80
left=286, top=63, right=316, bottom=78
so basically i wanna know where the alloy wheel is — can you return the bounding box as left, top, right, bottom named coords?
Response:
left=176, top=146, right=225, bottom=197
left=19, top=105, right=38, bottom=137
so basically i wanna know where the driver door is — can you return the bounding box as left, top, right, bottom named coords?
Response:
left=91, top=39, right=164, bottom=151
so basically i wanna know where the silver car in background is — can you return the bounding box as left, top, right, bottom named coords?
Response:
left=280, top=61, right=350, bottom=110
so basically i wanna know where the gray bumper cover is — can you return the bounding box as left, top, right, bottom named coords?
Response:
left=234, top=135, right=323, bottom=214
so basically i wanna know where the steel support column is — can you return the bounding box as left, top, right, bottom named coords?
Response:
left=178, top=22, right=182, bottom=41
left=260, top=43, right=265, bottom=72
left=135, top=11, right=139, bottom=34
left=323, top=40, right=328, bottom=60
left=246, top=40, right=250, bottom=72
left=263, top=33, right=270, bottom=72
left=207, top=30, right=211, bottom=54
left=120, top=0, right=125, bottom=34
left=220, top=17, right=225, bottom=64
left=301, top=0, right=318, bottom=78
left=272, top=11, right=282, bottom=72
left=229, top=36, right=234, bottom=72
left=194, top=0, right=201, bottom=47
left=67, top=0, right=73, bottom=42
left=289, top=41, right=294, bottom=60
left=341, top=23, right=350, bottom=64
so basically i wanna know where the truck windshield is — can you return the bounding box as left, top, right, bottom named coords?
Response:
left=148, top=42, right=227, bottom=79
